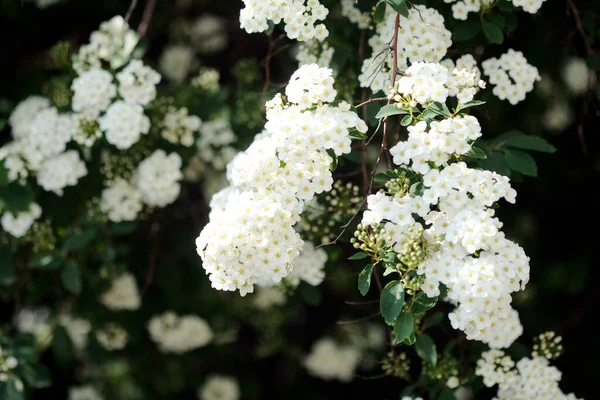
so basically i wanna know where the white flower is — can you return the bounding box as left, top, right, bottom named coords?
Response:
left=116, top=60, right=161, bottom=105
left=100, top=179, right=143, bottom=222
left=59, top=314, right=91, bottom=351
left=198, top=375, right=240, bottom=400
left=303, top=338, right=360, bottom=382
left=482, top=49, right=541, bottom=105
left=95, top=323, right=128, bottom=351
left=1, top=203, right=42, bottom=238
left=562, top=57, right=596, bottom=95
left=161, top=108, right=202, bottom=147
left=147, top=311, right=213, bottom=353
left=252, top=287, right=287, bottom=309
left=189, top=15, right=228, bottom=54
left=99, top=101, right=150, bottom=149
left=341, top=0, right=371, bottom=29
left=159, top=45, right=195, bottom=83
left=286, top=241, right=327, bottom=287
left=100, top=273, right=141, bottom=311
left=8, top=96, right=51, bottom=139
left=135, top=150, right=183, bottom=207
left=295, top=40, right=334, bottom=68
left=36, top=151, right=87, bottom=196
left=71, top=69, right=117, bottom=118
left=68, top=386, right=103, bottom=400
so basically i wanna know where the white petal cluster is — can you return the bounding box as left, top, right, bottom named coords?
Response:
left=198, top=375, right=240, bottom=400
left=295, top=40, right=334, bottom=68
left=147, top=311, right=213, bottom=353
left=34, top=0, right=61, bottom=9
left=239, top=0, right=329, bottom=42
left=341, top=0, right=370, bottom=29
left=100, top=179, right=143, bottom=222
left=303, top=337, right=360, bottom=382
left=100, top=273, right=141, bottom=311
left=390, top=62, right=484, bottom=106
left=189, top=15, right=228, bottom=54
left=68, top=386, right=103, bottom=400
left=59, top=314, right=91, bottom=351
left=99, top=101, right=151, bottom=149
left=359, top=5, right=452, bottom=93
left=161, top=107, right=202, bottom=147
left=286, top=241, right=327, bottom=286
left=482, top=49, right=540, bottom=105
left=252, top=287, right=287, bottom=309
left=71, top=69, right=117, bottom=118
left=562, top=57, right=596, bottom=95
left=72, top=16, right=138, bottom=74
left=446, top=0, right=546, bottom=19
left=116, top=60, right=161, bottom=106
left=8, top=96, right=51, bottom=139
left=195, top=120, right=237, bottom=171
left=441, top=54, right=482, bottom=82
left=159, top=45, right=195, bottom=83
left=476, top=350, right=584, bottom=400
left=197, top=65, right=366, bottom=295
left=95, top=323, right=129, bottom=351
left=135, top=150, right=183, bottom=207
left=36, top=151, right=87, bottom=196
left=13, top=307, right=52, bottom=341
left=1, top=203, right=42, bottom=238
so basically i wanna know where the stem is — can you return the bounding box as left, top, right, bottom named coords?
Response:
left=355, top=97, right=388, bottom=109
left=142, top=212, right=162, bottom=296
left=137, top=0, right=158, bottom=37
left=125, top=0, right=139, bottom=22
left=260, top=34, right=274, bottom=98
left=381, top=13, right=401, bottom=169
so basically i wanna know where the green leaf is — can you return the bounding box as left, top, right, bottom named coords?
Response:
left=29, top=252, right=62, bottom=270
left=0, top=249, right=15, bottom=286
left=327, top=148, right=339, bottom=171
left=385, top=0, right=409, bottom=17
left=423, top=311, right=444, bottom=329
left=415, top=333, right=437, bottom=365
left=393, top=311, right=414, bottom=342
left=358, top=264, right=374, bottom=296
left=380, top=280, right=405, bottom=324
left=49, top=41, right=71, bottom=70
left=401, top=115, right=413, bottom=126
left=375, top=104, right=408, bottom=119
left=20, top=364, right=51, bottom=389
left=487, top=13, right=506, bottom=29
left=348, top=252, right=369, bottom=260
left=403, top=332, right=416, bottom=345
left=265, top=20, right=276, bottom=35
left=452, top=21, right=480, bottom=41
left=61, top=262, right=82, bottom=294
left=349, top=129, right=368, bottom=140
left=411, top=292, right=438, bottom=314
left=504, top=150, right=537, bottom=177
left=419, top=108, right=436, bottom=123
left=480, top=151, right=511, bottom=177
left=110, top=221, right=138, bottom=236
left=459, top=100, right=486, bottom=110
left=482, top=22, right=504, bottom=44
left=62, top=230, right=96, bottom=253
left=373, top=2, right=387, bottom=24
left=498, top=132, right=557, bottom=153
left=440, top=388, right=457, bottom=400
left=0, top=377, right=24, bottom=400
left=429, top=102, right=452, bottom=118
left=0, top=183, right=33, bottom=213
left=52, top=325, right=74, bottom=368
left=374, top=173, right=392, bottom=183
left=464, top=146, right=487, bottom=160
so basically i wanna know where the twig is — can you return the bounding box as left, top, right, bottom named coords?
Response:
left=137, top=0, right=158, bottom=37
left=260, top=34, right=274, bottom=98
left=359, top=31, right=370, bottom=195
left=142, top=214, right=162, bottom=296
left=336, top=311, right=381, bottom=324
left=345, top=299, right=380, bottom=305
left=355, top=97, right=388, bottom=109
left=380, top=13, right=401, bottom=169
left=125, top=0, right=139, bottom=22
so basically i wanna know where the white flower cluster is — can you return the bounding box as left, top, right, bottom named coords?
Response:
left=562, top=57, right=597, bottom=95
left=252, top=287, right=287, bottom=309
left=147, top=311, right=213, bottom=353
left=341, top=0, right=370, bottom=29
left=239, top=0, right=329, bottom=41
left=99, top=101, right=151, bottom=149
left=0, top=346, right=19, bottom=384
left=197, top=65, right=367, bottom=295
left=441, top=54, right=482, bottom=82
left=364, top=112, right=531, bottom=348
left=72, top=69, right=116, bottom=118
left=198, top=375, right=240, bottom=400
left=1, top=203, right=42, bottom=238
left=285, top=241, right=327, bottom=286
left=13, top=306, right=50, bottom=335
left=482, top=49, right=540, bottom=105
left=37, top=151, right=88, bottom=196
left=100, top=273, right=141, bottom=311
left=389, top=61, right=485, bottom=107
left=95, top=323, right=129, bottom=351
left=445, top=0, right=547, bottom=18
left=161, top=107, right=202, bottom=147
left=136, top=150, right=183, bottom=207
left=159, top=45, right=195, bottom=83
left=359, top=5, right=452, bottom=93
left=476, top=350, right=583, bottom=400
left=100, top=179, right=143, bottom=222
left=195, top=120, right=237, bottom=171
left=68, top=386, right=103, bottom=400
left=59, top=314, right=91, bottom=351
left=188, top=15, right=228, bottom=54
left=116, top=60, right=161, bottom=105
left=295, top=40, right=334, bottom=68
left=303, top=338, right=360, bottom=382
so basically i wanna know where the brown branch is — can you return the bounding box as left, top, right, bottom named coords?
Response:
left=380, top=13, right=401, bottom=169
left=566, top=0, right=593, bottom=57
left=125, top=0, right=139, bottom=22
left=137, top=0, right=158, bottom=38
left=355, top=97, right=388, bottom=109
left=261, top=34, right=274, bottom=98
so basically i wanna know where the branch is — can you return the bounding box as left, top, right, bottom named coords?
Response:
left=355, top=97, right=388, bottom=109
left=141, top=213, right=162, bottom=296
left=137, top=0, right=158, bottom=37
left=260, top=34, right=274, bottom=98
left=125, top=0, right=139, bottom=22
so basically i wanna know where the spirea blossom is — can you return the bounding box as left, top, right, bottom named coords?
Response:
left=286, top=241, right=327, bottom=286
left=161, top=107, right=202, bottom=147
left=482, top=49, right=540, bottom=105
left=100, top=273, right=141, bottom=311
left=95, top=323, right=129, bottom=351
left=1, top=203, right=42, bottom=238
left=445, top=0, right=547, bottom=18
left=197, top=65, right=366, bottom=295
left=59, top=314, right=91, bottom=351
left=198, top=375, right=240, bottom=400
left=159, top=45, right=195, bottom=83
left=100, top=179, right=143, bottom=222
left=147, top=311, right=213, bottom=353
left=71, top=68, right=117, bottom=118
left=194, top=119, right=237, bottom=171
left=116, top=60, right=161, bottom=105
left=341, top=0, right=370, bottom=29
left=13, top=307, right=51, bottom=342
left=36, top=151, right=87, bottom=196
left=295, top=40, right=334, bottom=68
left=135, top=150, right=183, bottom=207
left=99, top=101, right=151, bottom=149
left=303, top=338, right=360, bottom=382
left=359, top=5, right=452, bottom=93
left=68, top=386, right=103, bottom=400
left=23, top=108, right=74, bottom=167
left=252, top=287, right=287, bottom=309
left=239, top=0, right=329, bottom=42
left=562, top=57, right=596, bottom=95
left=8, top=96, right=51, bottom=139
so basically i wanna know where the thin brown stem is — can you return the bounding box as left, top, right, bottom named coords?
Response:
left=261, top=34, right=274, bottom=98
left=142, top=213, right=162, bottom=296
left=355, top=97, right=388, bottom=109
left=380, top=13, right=401, bottom=169
left=125, top=0, right=139, bottom=22
left=137, top=0, right=158, bottom=37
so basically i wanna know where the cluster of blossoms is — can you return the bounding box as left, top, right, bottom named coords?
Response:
left=303, top=338, right=360, bottom=382
left=295, top=39, right=334, bottom=68
left=341, top=0, right=371, bottom=29
left=100, top=273, right=141, bottom=311
left=252, top=287, right=288, bottom=309
left=193, top=120, right=238, bottom=171
left=482, top=49, right=541, bottom=105
left=1, top=203, right=42, bottom=238
left=562, top=57, right=597, bottom=95
left=441, top=54, right=482, bottom=82
left=68, top=386, right=103, bottom=400
left=95, top=323, right=129, bottom=351
left=58, top=313, right=92, bottom=352
left=198, top=375, right=240, bottom=400
left=196, top=65, right=366, bottom=295
left=389, top=61, right=485, bottom=107
left=446, top=0, right=547, bottom=19
left=239, top=0, right=329, bottom=41
left=476, top=349, right=582, bottom=399
left=359, top=5, right=452, bottom=93
left=147, top=312, right=213, bottom=353
left=0, top=345, right=19, bottom=384
left=160, top=107, right=202, bottom=147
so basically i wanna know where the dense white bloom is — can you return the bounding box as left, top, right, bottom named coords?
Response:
left=159, top=45, right=195, bottom=83
left=95, top=323, right=128, bottom=351
left=286, top=241, right=327, bottom=286
left=0, top=142, right=28, bottom=183
left=195, top=120, right=237, bottom=171
left=100, top=179, right=143, bottom=222
left=22, top=108, right=75, bottom=170
left=189, top=15, right=228, bottom=54
left=341, top=0, right=370, bottom=29
left=562, top=57, right=596, bottom=95
left=482, top=49, right=540, bottom=105
left=116, top=60, right=161, bottom=105
left=359, top=5, right=452, bottom=93
left=542, top=101, right=572, bottom=132
left=286, top=64, right=336, bottom=108
left=99, top=101, right=150, bottom=149
left=441, top=54, right=482, bottom=82
left=100, top=273, right=141, bottom=311
left=71, top=69, right=117, bottom=118
left=445, top=0, right=546, bottom=17
left=198, top=375, right=240, bottom=400
left=1, top=203, right=42, bottom=238
left=295, top=40, right=334, bottom=68
left=304, top=338, right=360, bottom=381
left=161, top=108, right=202, bottom=147
left=239, top=0, right=329, bottom=42
left=252, top=287, right=287, bottom=309
left=36, top=151, right=87, bottom=196
left=13, top=307, right=52, bottom=345
left=8, top=96, right=51, bottom=139
left=135, top=150, right=183, bottom=207
left=59, top=314, right=91, bottom=351
left=511, top=0, right=548, bottom=13
left=147, top=312, right=213, bottom=353
left=68, top=386, right=103, bottom=400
